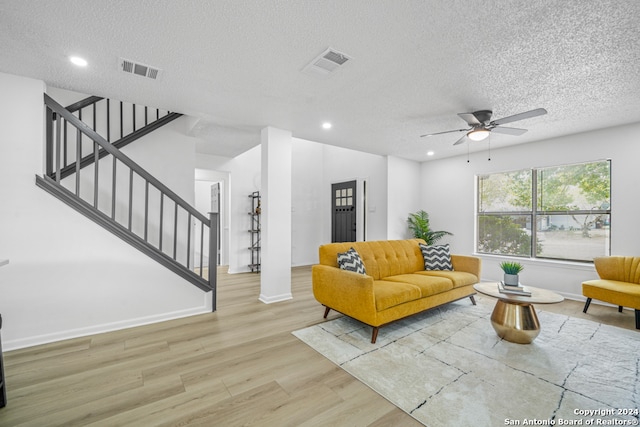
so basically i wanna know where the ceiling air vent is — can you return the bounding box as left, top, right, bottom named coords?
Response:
left=302, top=48, right=352, bottom=78
left=118, top=57, right=162, bottom=80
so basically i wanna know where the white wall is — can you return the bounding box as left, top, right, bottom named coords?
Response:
left=197, top=139, right=392, bottom=270
left=321, top=144, right=388, bottom=243
left=291, top=138, right=324, bottom=266
left=0, top=72, right=210, bottom=350
left=123, top=115, right=200, bottom=266
left=293, top=140, right=390, bottom=262
left=196, top=147, right=262, bottom=274
left=421, top=123, right=640, bottom=299
left=387, top=156, right=422, bottom=239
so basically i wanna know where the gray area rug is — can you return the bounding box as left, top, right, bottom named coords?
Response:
left=293, top=297, right=640, bottom=426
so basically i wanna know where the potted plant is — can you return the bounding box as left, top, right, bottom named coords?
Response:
left=500, top=261, right=524, bottom=286
left=407, top=210, right=453, bottom=245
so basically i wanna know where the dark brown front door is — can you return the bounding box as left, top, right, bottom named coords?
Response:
left=331, top=180, right=357, bottom=242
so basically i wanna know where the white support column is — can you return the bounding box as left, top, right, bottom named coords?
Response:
left=259, top=127, right=292, bottom=303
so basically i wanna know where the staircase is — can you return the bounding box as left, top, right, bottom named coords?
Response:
left=36, top=94, right=217, bottom=308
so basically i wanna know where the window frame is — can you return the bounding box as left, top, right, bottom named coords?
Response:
left=476, top=160, right=611, bottom=263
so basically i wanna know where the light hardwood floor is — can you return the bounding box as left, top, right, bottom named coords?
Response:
left=0, top=267, right=636, bottom=426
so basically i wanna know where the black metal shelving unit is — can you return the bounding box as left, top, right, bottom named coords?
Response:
left=248, top=191, right=261, bottom=273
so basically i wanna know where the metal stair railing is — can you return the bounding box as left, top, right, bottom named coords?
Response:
left=37, top=94, right=216, bottom=306
left=48, top=95, right=182, bottom=181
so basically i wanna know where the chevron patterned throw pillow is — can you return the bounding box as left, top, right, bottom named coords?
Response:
left=419, top=243, right=453, bottom=271
left=337, top=247, right=367, bottom=275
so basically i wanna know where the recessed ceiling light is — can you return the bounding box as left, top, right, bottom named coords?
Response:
left=427, top=151, right=435, bottom=156
left=322, top=122, right=332, bottom=129
left=69, top=56, right=88, bottom=67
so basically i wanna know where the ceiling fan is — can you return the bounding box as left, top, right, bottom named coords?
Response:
left=420, top=108, right=547, bottom=145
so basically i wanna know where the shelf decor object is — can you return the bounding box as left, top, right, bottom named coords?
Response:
left=248, top=192, right=261, bottom=273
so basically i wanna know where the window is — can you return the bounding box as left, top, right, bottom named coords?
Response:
left=477, top=160, right=611, bottom=262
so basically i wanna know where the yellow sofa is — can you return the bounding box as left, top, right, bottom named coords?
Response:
left=312, top=239, right=481, bottom=343
left=582, top=256, right=640, bottom=329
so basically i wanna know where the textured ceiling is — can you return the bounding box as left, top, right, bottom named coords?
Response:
left=1, top=0, right=640, bottom=161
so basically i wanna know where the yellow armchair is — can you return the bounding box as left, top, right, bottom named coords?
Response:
left=582, top=256, right=640, bottom=329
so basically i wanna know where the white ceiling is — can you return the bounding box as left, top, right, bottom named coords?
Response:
left=2, top=0, right=640, bottom=161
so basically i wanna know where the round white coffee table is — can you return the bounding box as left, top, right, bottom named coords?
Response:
left=473, top=282, right=564, bottom=344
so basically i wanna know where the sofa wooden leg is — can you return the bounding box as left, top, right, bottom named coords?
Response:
left=323, top=306, right=331, bottom=319
left=469, top=295, right=477, bottom=306
left=371, top=327, right=379, bottom=344
left=618, top=306, right=623, bottom=313
left=583, top=298, right=592, bottom=313
left=636, top=310, right=640, bottom=330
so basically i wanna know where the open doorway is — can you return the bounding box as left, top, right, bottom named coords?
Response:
left=195, top=171, right=229, bottom=266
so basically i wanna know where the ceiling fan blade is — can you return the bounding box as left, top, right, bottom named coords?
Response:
left=492, top=108, right=547, bottom=126
left=457, top=113, right=482, bottom=126
left=453, top=134, right=468, bottom=145
left=420, top=128, right=469, bottom=138
left=491, top=126, right=528, bottom=136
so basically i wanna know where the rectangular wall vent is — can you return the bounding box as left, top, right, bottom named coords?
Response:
left=118, top=57, right=163, bottom=80
left=302, top=48, right=352, bottom=78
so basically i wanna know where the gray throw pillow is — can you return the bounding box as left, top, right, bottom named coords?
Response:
left=337, top=247, right=367, bottom=274
left=419, top=243, right=453, bottom=271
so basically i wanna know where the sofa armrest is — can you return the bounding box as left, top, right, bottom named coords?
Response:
left=312, top=264, right=376, bottom=320
left=451, top=254, right=481, bottom=281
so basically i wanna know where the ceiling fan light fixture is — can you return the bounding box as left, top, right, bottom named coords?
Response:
left=467, top=128, right=490, bottom=141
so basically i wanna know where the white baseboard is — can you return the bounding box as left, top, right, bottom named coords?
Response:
left=4, top=304, right=211, bottom=352
left=556, top=291, right=585, bottom=301
left=258, top=293, right=293, bottom=304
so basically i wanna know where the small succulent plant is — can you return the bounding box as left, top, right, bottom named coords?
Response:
left=500, top=261, right=524, bottom=275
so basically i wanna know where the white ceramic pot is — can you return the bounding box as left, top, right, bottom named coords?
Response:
left=504, top=273, right=520, bottom=286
